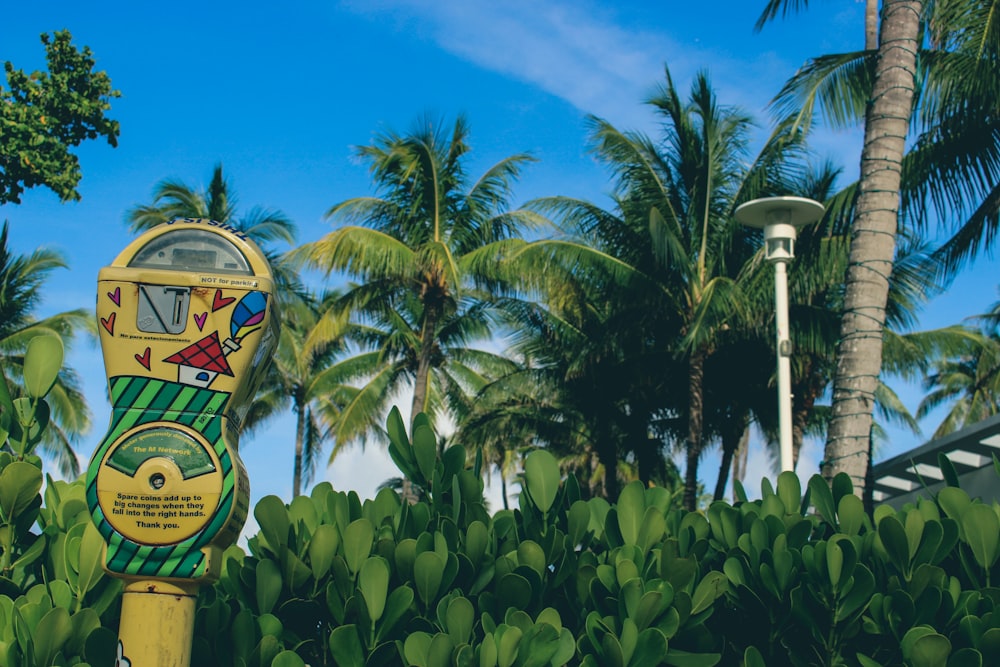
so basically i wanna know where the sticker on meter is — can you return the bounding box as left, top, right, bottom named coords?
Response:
left=96, top=425, right=223, bottom=546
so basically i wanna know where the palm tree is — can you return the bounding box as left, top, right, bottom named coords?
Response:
left=292, top=115, right=543, bottom=436
left=915, top=329, right=1000, bottom=437
left=251, top=292, right=354, bottom=497
left=484, top=281, right=668, bottom=502
left=823, top=0, right=923, bottom=490
left=758, top=0, right=926, bottom=492
left=316, top=278, right=521, bottom=461
left=0, top=222, right=91, bottom=476
left=916, top=295, right=1000, bottom=438
left=521, top=67, right=818, bottom=509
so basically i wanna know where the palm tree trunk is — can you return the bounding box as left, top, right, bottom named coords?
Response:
left=411, top=305, right=441, bottom=426
left=732, top=435, right=749, bottom=502
left=293, top=403, right=306, bottom=497
left=597, top=420, right=620, bottom=502
left=823, top=0, right=922, bottom=494
left=683, top=349, right=706, bottom=511
left=714, top=421, right=747, bottom=501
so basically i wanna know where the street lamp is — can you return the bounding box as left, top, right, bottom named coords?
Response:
left=735, top=196, right=825, bottom=473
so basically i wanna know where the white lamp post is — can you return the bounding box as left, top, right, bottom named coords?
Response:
left=735, top=196, right=824, bottom=473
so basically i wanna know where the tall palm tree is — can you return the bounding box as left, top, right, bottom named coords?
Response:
left=250, top=292, right=354, bottom=497
left=521, top=67, right=816, bottom=509
left=823, top=0, right=923, bottom=490
left=0, top=222, right=91, bottom=476
left=758, top=0, right=926, bottom=492
left=292, top=115, right=543, bottom=436
left=760, top=0, right=1000, bottom=495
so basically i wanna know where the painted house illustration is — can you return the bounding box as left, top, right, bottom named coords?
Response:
left=164, top=332, right=235, bottom=388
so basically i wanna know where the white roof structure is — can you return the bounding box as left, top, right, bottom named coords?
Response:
left=872, top=414, right=1000, bottom=507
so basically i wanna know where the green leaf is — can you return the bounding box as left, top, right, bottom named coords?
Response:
left=464, top=520, right=488, bottom=564
left=414, top=551, right=445, bottom=607
left=359, top=556, right=390, bottom=622
left=808, top=475, right=837, bottom=526
left=632, top=627, right=668, bottom=667
left=23, top=334, right=63, bottom=399
left=428, top=632, right=456, bottom=666
left=31, top=606, right=72, bottom=667
left=938, top=487, right=972, bottom=524
left=376, top=585, right=414, bottom=643
left=255, top=558, right=282, bottom=615
left=329, top=625, right=366, bottom=667
left=386, top=407, right=416, bottom=477
left=524, top=450, right=561, bottom=514
left=838, top=494, right=865, bottom=536
left=343, top=518, right=375, bottom=574
left=497, top=572, right=533, bottom=612
left=744, top=646, right=767, bottom=667
left=939, top=453, right=961, bottom=488
left=412, top=421, right=438, bottom=485
left=910, top=633, right=952, bottom=667
left=568, top=500, right=591, bottom=546
left=74, top=521, right=106, bottom=598
left=9, top=397, right=48, bottom=452
left=445, top=596, right=475, bottom=645
left=404, top=631, right=432, bottom=666
left=497, top=625, right=523, bottom=667
left=962, top=504, right=1000, bottom=571
left=254, top=495, right=290, bottom=554
left=878, top=515, right=911, bottom=574
left=0, top=460, right=43, bottom=521
left=308, top=523, right=339, bottom=580
left=271, top=650, right=306, bottom=667
left=776, top=471, right=801, bottom=515
left=614, top=482, right=644, bottom=547
left=690, top=571, right=727, bottom=615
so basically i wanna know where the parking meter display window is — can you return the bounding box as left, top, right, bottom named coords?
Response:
left=127, top=229, right=252, bottom=275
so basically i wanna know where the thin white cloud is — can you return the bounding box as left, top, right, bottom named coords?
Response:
left=339, top=0, right=707, bottom=130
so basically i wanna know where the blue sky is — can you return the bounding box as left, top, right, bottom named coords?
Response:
left=4, top=1, right=998, bottom=516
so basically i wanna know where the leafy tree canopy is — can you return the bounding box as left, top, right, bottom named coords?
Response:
left=1, top=30, right=120, bottom=205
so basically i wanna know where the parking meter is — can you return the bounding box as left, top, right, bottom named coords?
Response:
left=86, top=218, right=279, bottom=666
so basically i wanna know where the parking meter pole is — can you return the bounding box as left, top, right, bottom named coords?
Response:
left=118, top=580, right=198, bottom=667
left=86, top=219, right=279, bottom=667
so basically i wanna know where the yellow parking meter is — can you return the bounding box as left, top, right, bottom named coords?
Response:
left=85, top=218, right=279, bottom=666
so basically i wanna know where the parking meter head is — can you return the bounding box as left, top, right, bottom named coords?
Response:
left=87, top=218, right=280, bottom=582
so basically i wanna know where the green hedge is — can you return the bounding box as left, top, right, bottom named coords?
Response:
left=3, top=405, right=1000, bottom=666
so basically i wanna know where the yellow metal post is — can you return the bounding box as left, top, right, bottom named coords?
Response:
left=117, top=581, right=198, bottom=667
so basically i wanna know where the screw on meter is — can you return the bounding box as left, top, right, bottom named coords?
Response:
left=86, top=218, right=278, bottom=583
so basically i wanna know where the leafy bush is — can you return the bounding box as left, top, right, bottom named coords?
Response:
left=4, top=381, right=1000, bottom=666
left=0, top=335, right=121, bottom=666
